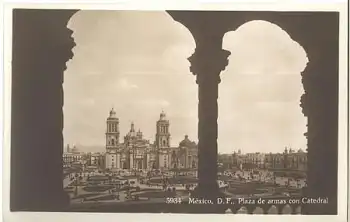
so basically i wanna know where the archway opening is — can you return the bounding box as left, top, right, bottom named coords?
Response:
left=221, top=20, right=308, bottom=158
left=62, top=10, right=196, bottom=201
left=64, top=11, right=196, bottom=152
left=267, top=205, right=279, bottom=214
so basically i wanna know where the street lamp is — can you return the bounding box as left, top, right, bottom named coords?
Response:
left=74, top=173, right=79, bottom=197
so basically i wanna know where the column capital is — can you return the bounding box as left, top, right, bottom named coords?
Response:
left=188, top=48, right=231, bottom=84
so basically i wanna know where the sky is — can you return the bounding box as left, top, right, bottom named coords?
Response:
left=63, top=10, right=308, bottom=154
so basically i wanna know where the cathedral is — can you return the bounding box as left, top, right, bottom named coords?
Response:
left=105, top=108, right=198, bottom=170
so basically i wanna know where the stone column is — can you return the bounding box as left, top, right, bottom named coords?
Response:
left=300, top=49, right=339, bottom=214
left=188, top=37, right=231, bottom=197
left=10, top=9, right=77, bottom=211
left=294, top=15, right=339, bottom=214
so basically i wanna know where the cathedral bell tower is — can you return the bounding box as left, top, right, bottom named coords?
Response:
left=106, top=108, right=120, bottom=148
left=155, top=111, right=170, bottom=148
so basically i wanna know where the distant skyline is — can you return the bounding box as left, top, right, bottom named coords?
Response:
left=65, top=144, right=306, bottom=154
left=63, top=11, right=308, bottom=154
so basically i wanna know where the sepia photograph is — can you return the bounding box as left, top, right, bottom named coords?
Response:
left=2, top=1, right=348, bottom=221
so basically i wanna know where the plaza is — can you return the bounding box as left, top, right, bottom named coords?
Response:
left=63, top=165, right=306, bottom=214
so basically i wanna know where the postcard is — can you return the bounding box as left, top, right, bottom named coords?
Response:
left=2, top=1, right=348, bottom=222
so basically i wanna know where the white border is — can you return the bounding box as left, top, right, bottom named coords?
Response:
left=2, top=1, right=348, bottom=222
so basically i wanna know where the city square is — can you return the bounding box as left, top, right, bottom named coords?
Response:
left=63, top=109, right=307, bottom=214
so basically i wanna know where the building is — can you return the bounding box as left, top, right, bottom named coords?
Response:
left=264, top=152, right=285, bottom=169
left=244, top=152, right=265, bottom=169
left=264, top=147, right=307, bottom=171
left=105, top=109, right=198, bottom=171
left=86, top=152, right=106, bottom=169
left=218, top=153, right=233, bottom=169
left=155, top=111, right=172, bottom=169
left=232, top=150, right=244, bottom=170
left=284, top=148, right=307, bottom=171
left=231, top=147, right=307, bottom=171
left=174, top=135, right=198, bottom=169
left=63, top=144, right=84, bottom=167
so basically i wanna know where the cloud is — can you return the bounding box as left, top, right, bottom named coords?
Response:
left=64, top=12, right=307, bottom=154
left=135, top=99, right=170, bottom=107
left=86, top=71, right=101, bottom=76
left=219, top=20, right=308, bottom=153
left=117, top=78, right=139, bottom=90
left=79, top=98, right=95, bottom=106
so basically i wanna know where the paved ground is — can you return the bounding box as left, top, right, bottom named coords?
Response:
left=64, top=169, right=306, bottom=211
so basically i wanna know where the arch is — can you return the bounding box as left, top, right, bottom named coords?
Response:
left=294, top=205, right=302, bottom=214
left=64, top=11, right=196, bottom=150
left=225, top=208, right=232, bottom=214
left=122, top=162, right=127, bottom=169
left=267, top=205, right=278, bottom=214
left=282, top=204, right=292, bottom=214
left=236, top=206, right=248, bottom=214
left=252, top=207, right=264, bottom=214
left=192, top=160, right=196, bottom=168
left=221, top=20, right=308, bottom=157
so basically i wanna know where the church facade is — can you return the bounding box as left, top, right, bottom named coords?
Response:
left=105, top=109, right=198, bottom=171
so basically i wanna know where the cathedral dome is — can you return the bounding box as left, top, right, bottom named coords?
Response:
left=126, top=122, right=137, bottom=138
left=71, top=146, right=79, bottom=153
left=179, top=135, right=196, bottom=148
